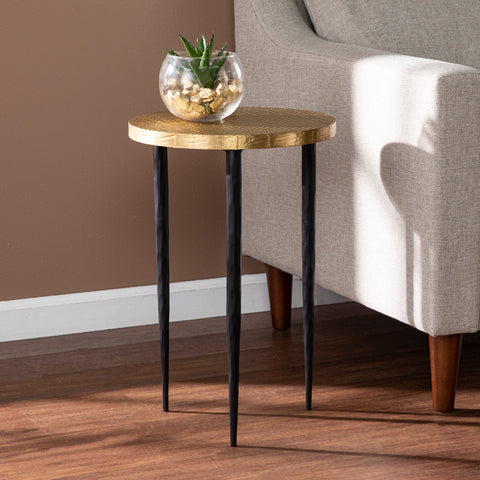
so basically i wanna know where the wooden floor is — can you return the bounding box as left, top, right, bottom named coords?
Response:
left=1, top=302, right=480, bottom=479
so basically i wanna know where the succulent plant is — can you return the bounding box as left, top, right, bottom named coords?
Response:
left=161, top=33, right=243, bottom=121
left=166, top=33, right=229, bottom=89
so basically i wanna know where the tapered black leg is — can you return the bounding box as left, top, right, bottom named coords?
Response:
left=226, top=150, right=242, bottom=447
left=302, top=143, right=316, bottom=411
left=153, top=146, right=170, bottom=412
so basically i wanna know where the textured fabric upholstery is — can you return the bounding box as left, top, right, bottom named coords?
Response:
left=234, top=0, right=480, bottom=336
left=303, top=0, right=480, bottom=68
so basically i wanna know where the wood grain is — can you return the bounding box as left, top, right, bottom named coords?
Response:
left=430, top=333, right=463, bottom=412
left=265, top=264, right=292, bottom=330
left=1, top=303, right=480, bottom=479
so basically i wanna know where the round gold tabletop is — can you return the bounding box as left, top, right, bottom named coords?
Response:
left=128, top=107, right=336, bottom=150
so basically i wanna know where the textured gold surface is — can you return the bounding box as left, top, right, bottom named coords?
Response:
left=128, top=107, right=336, bottom=150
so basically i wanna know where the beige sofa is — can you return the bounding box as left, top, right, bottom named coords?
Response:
left=235, top=0, right=480, bottom=411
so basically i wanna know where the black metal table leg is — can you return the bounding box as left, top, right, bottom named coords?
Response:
left=226, top=149, right=242, bottom=447
left=302, top=143, right=316, bottom=411
left=153, top=145, right=170, bottom=412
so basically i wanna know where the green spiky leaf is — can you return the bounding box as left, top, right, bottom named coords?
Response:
left=208, top=32, right=215, bottom=58
left=179, top=34, right=199, bottom=57
left=217, top=43, right=227, bottom=57
left=199, top=37, right=210, bottom=69
left=190, top=60, right=212, bottom=87
left=167, top=33, right=230, bottom=88
left=195, top=37, right=204, bottom=56
left=210, top=51, right=229, bottom=80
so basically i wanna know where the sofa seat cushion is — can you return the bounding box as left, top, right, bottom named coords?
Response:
left=303, top=0, right=480, bottom=68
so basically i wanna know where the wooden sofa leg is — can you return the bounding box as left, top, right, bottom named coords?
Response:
left=265, top=264, right=292, bottom=330
left=429, top=334, right=463, bottom=413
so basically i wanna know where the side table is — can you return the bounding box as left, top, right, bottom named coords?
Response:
left=128, top=107, right=336, bottom=446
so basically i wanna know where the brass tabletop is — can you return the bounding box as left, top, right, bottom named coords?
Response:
left=128, top=106, right=336, bottom=150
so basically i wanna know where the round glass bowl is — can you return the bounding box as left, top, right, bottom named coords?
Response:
left=159, top=52, right=245, bottom=122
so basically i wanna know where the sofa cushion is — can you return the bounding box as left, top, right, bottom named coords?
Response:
left=302, top=0, right=480, bottom=68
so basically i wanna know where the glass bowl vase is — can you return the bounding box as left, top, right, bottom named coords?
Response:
left=159, top=51, right=245, bottom=123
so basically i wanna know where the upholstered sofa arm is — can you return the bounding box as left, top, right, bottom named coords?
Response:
left=236, top=0, right=480, bottom=178
left=235, top=0, right=480, bottom=336
left=236, top=0, right=480, bottom=106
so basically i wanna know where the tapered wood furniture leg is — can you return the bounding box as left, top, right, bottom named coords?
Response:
left=265, top=264, right=293, bottom=330
left=429, top=333, right=462, bottom=413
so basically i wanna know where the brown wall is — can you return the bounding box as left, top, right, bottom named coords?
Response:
left=1, top=0, right=261, bottom=301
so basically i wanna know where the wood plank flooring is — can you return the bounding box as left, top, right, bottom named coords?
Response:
left=1, top=302, right=480, bottom=479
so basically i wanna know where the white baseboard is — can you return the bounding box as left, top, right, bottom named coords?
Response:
left=0, top=274, right=347, bottom=342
